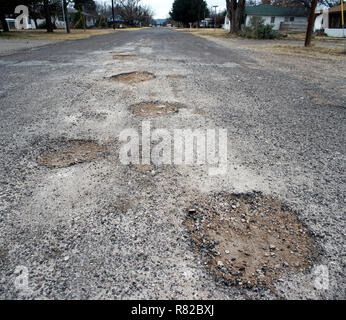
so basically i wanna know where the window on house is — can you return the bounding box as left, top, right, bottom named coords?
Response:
left=290, top=17, right=295, bottom=22
left=271, top=16, right=275, bottom=23
left=284, top=16, right=289, bottom=22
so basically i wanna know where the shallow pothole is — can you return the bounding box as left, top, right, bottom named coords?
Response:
left=113, top=54, right=137, bottom=60
left=129, top=101, right=180, bottom=117
left=166, top=74, right=187, bottom=79
left=184, top=192, right=317, bottom=291
left=193, top=108, right=207, bottom=116
left=37, top=140, right=107, bottom=168
left=110, top=71, right=155, bottom=84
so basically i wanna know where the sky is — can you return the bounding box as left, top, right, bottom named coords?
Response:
left=98, top=0, right=227, bottom=19
left=142, top=0, right=227, bottom=19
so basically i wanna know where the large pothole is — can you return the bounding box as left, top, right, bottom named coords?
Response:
left=37, top=140, right=107, bottom=168
left=184, top=192, right=317, bottom=291
left=110, top=71, right=155, bottom=84
left=129, top=101, right=179, bottom=117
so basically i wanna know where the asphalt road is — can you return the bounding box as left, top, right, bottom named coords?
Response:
left=0, top=28, right=345, bottom=299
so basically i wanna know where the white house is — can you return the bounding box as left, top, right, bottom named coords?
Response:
left=314, top=4, right=346, bottom=37
left=5, top=7, right=97, bottom=30
left=223, top=4, right=308, bottom=31
left=200, top=18, right=214, bottom=28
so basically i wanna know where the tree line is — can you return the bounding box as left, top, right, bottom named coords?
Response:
left=0, top=0, right=154, bottom=32
left=169, top=0, right=340, bottom=33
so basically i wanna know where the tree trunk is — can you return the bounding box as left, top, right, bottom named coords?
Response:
left=0, top=11, right=9, bottom=32
left=226, top=0, right=245, bottom=34
left=197, top=0, right=202, bottom=28
left=305, top=0, right=318, bottom=47
left=63, top=0, right=70, bottom=33
left=43, top=0, right=53, bottom=32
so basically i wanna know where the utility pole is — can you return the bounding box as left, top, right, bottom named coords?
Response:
left=305, top=0, right=318, bottom=47
left=112, top=0, right=115, bottom=30
left=341, top=0, right=344, bottom=38
left=62, top=0, right=70, bottom=33
left=213, top=5, right=218, bottom=30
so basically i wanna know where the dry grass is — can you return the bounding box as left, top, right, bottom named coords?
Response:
left=265, top=44, right=345, bottom=58
left=177, top=28, right=235, bottom=39
left=180, top=28, right=345, bottom=53
left=283, top=31, right=345, bottom=43
left=0, top=28, right=115, bottom=41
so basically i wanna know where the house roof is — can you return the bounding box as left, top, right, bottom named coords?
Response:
left=315, top=3, right=346, bottom=15
left=245, top=4, right=308, bottom=17
left=328, top=4, right=346, bottom=13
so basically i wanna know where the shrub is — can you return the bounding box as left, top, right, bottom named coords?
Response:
left=239, top=16, right=282, bottom=39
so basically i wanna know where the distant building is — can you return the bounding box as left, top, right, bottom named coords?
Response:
left=5, top=7, right=97, bottom=30
left=200, top=18, right=214, bottom=28
left=223, top=4, right=308, bottom=32
left=314, top=4, right=346, bottom=37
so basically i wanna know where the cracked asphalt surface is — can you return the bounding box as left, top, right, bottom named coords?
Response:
left=0, top=28, right=345, bottom=299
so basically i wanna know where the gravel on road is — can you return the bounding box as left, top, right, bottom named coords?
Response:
left=0, top=28, right=344, bottom=300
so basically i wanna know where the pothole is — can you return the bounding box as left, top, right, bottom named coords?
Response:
left=130, top=163, right=156, bottom=173
left=113, top=54, right=137, bottom=60
left=37, top=140, right=107, bottom=168
left=184, top=192, right=317, bottom=291
left=166, top=74, right=187, bottom=79
left=110, top=71, right=155, bottom=84
left=129, top=101, right=180, bottom=117
left=193, top=108, right=207, bottom=116
left=128, top=143, right=156, bottom=173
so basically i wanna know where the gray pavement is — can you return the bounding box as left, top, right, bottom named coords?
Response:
left=0, top=28, right=345, bottom=299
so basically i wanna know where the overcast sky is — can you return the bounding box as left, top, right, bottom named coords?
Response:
left=141, top=0, right=226, bottom=19
left=98, top=1, right=227, bottom=19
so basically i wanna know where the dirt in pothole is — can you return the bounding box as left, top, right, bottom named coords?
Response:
left=110, top=71, right=155, bottom=84
left=166, top=74, right=187, bottom=79
left=127, top=143, right=156, bottom=173
left=129, top=101, right=180, bottom=117
left=193, top=108, right=207, bottom=116
left=184, top=192, right=318, bottom=291
left=113, top=54, right=137, bottom=60
left=37, top=140, right=107, bottom=168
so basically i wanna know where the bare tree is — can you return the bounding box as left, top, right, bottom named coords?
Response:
left=118, top=0, right=154, bottom=26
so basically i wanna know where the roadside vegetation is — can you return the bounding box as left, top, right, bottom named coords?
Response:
left=238, top=16, right=282, bottom=39
left=0, top=28, right=114, bottom=40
